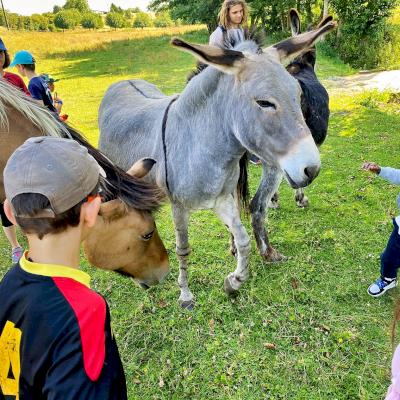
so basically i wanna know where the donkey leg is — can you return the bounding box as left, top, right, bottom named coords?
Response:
left=294, top=188, right=309, bottom=208
left=171, top=204, right=194, bottom=310
left=214, top=195, right=251, bottom=296
left=268, top=192, right=280, bottom=209
left=250, top=163, right=287, bottom=262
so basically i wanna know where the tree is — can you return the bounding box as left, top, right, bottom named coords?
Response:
left=53, top=5, right=61, bottom=13
left=110, top=3, right=124, bottom=13
left=81, top=12, right=104, bottom=29
left=63, top=0, right=90, bottom=13
left=54, top=9, right=82, bottom=30
left=133, top=11, right=153, bottom=28
left=154, top=11, right=174, bottom=27
left=150, top=0, right=220, bottom=32
left=106, top=12, right=128, bottom=28
left=30, top=14, right=49, bottom=31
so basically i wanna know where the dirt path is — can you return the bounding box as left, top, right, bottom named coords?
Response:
left=324, top=70, right=400, bottom=92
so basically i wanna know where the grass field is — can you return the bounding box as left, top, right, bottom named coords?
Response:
left=1, top=27, right=400, bottom=399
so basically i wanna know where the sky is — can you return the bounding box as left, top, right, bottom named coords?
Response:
left=4, top=0, right=152, bottom=16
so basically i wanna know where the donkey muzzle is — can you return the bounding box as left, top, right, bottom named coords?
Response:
left=279, top=135, right=321, bottom=188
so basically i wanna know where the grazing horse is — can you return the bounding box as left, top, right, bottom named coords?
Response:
left=99, top=22, right=336, bottom=308
left=248, top=10, right=333, bottom=263
left=0, top=80, right=169, bottom=288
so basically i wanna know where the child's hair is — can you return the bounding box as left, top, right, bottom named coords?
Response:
left=12, top=183, right=99, bottom=240
left=2, top=50, right=10, bottom=69
left=218, top=0, right=249, bottom=29
left=21, top=63, right=35, bottom=72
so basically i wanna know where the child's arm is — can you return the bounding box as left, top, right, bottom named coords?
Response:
left=363, top=162, right=400, bottom=185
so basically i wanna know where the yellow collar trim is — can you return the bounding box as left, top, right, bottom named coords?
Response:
left=20, top=252, right=91, bottom=288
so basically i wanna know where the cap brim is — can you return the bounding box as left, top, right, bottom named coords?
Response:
left=9, top=60, right=17, bottom=67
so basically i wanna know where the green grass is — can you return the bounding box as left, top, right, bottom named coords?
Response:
left=1, top=28, right=399, bottom=399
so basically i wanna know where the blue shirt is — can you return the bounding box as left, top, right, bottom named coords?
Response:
left=28, top=76, right=56, bottom=113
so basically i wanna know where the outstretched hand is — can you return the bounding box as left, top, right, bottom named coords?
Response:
left=362, top=162, right=381, bottom=174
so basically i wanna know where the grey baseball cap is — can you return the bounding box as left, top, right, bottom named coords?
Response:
left=4, top=136, right=105, bottom=218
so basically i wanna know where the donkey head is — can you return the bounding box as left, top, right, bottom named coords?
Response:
left=172, top=19, right=336, bottom=188
left=286, top=9, right=333, bottom=146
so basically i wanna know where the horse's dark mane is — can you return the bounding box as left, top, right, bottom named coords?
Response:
left=60, top=122, right=165, bottom=212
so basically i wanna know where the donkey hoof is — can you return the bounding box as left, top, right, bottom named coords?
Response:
left=262, top=246, right=287, bottom=263
left=268, top=200, right=279, bottom=209
left=179, top=299, right=195, bottom=310
left=224, top=276, right=239, bottom=297
left=296, top=197, right=309, bottom=208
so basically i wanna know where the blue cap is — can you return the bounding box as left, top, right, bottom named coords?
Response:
left=10, top=50, right=35, bottom=67
left=0, top=39, right=6, bottom=51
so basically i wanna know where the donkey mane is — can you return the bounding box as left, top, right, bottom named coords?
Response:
left=0, top=80, right=165, bottom=212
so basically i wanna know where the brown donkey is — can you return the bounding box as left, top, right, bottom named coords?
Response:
left=0, top=80, right=169, bottom=289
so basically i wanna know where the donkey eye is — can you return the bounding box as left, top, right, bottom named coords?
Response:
left=141, top=230, right=154, bottom=241
left=256, top=100, right=277, bottom=110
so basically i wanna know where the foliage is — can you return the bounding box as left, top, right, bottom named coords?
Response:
left=154, top=11, right=174, bottom=28
left=54, top=9, right=82, bottom=30
left=328, top=0, right=399, bottom=68
left=81, top=12, right=104, bottom=29
left=133, top=12, right=154, bottom=28
left=63, top=0, right=90, bottom=14
left=106, top=12, right=129, bottom=29
left=150, top=0, right=220, bottom=32
left=110, top=3, right=124, bottom=14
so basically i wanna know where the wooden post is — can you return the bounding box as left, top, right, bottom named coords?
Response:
left=0, top=0, right=9, bottom=30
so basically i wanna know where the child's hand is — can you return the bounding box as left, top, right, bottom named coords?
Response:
left=362, top=162, right=381, bottom=174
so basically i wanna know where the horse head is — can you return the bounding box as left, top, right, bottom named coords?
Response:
left=83, top=158, right=169, bottom=289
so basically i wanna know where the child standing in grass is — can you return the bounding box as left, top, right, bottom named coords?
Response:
left=0, top=137, right=127, bottom=399
left=363, top=161, right=400, bottom=297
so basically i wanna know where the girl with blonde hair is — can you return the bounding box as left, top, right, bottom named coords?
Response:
left=209, top=0, right=249, bottom=49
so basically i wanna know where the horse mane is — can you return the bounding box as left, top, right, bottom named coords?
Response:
left=0, top=80, right=165, bottom=212
left=0, top=79, right=70, bottom=137
left=61, top=123, right=165, bottom=212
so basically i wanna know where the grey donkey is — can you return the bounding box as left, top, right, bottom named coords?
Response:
left=242, top=10, right=334, bottom=264
left=98, top=21, right=336, bottom=309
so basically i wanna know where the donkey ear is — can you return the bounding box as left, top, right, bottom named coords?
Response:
left=171, top=38, right=246, bottom=75
left=317, top=15, right=334, bottom=29
left=264, top=20, right=337, bottom=64
left=127, top=158, right=156, bottom=179
left=289, top=8, right=301, bottom=36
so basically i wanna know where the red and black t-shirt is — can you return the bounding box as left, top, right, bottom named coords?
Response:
left=3, top=72, right=29, bottom=95
left=0, top=255, right=127, bottom=400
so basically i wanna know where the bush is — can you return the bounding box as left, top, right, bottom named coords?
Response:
left=106, top=12, right=128, bottom=29
left=329, top=0, right=399, bottom=69
left=133, top=12, right=153, bottom=28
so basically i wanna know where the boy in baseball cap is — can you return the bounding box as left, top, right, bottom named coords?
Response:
left=0, top=137, right=127, bottom=399
left=10, top=50, right=57, bottom=113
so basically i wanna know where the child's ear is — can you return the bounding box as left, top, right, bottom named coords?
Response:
left=81, top=197, right=101, bottom=228
left=4, top=199, right=17, bottom=225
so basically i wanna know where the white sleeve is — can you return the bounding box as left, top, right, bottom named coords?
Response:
left=209, top=27, right=225, bottom=48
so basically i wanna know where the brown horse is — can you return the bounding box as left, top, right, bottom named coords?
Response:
left=0, top=80, right=169, bottom=289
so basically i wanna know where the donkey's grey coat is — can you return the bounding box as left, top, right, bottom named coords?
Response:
left=99, top=27, right=334, bottom=306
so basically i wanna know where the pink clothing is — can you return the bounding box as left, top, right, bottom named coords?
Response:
left=386, top=345, right=400, bottom=399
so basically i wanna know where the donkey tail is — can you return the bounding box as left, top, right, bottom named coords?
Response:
left=237, top=152, right=250, bottom=216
